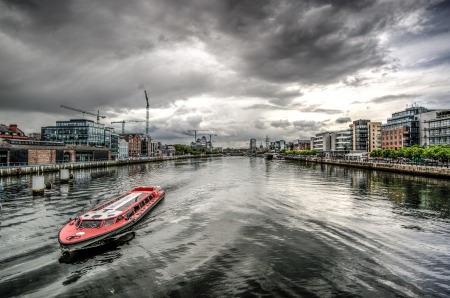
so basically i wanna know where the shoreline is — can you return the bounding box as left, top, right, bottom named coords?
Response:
left=284, top=155, right=450, bottom=179
left=0, top=154, right=222, bottom=177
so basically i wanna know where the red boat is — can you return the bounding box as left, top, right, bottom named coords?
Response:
left=58, top=186, right=165, bottom=252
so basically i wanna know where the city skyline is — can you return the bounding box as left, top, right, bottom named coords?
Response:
left=1, top=0, right=450, bottom=147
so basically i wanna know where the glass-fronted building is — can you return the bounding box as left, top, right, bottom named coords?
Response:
left=41, top=119, right=111, bottom=147
left=425, top=110, right=450, bottom=146
left=381, top=106, right=430, bottom=149
left=351, top=120, right=370, bottom=151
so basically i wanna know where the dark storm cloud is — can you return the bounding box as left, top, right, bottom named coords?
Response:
left=212, top=0, right=432, bottom=84
left=0, top=0, right=445, bottom=145
left=335, top=116, right=352, bottom=124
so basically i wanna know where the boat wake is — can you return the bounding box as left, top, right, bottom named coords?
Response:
left=59, top=231, right=136, bottom=264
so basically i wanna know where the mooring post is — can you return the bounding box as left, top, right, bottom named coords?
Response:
left=32, top=176, right=45, bottom=196
left=60, top=169, right=70, bottom=183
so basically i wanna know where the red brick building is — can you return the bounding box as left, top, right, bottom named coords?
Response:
left=123, top=134, right=142, bottom=157
left=381, top=127, right=407, bottom=150
left=0, top=124, right=28, bottom=140
left=0, top=139, right=111, bottom=166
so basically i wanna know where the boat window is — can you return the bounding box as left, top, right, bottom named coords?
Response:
left=144, top=198, right=149, bottom=204
left=124, top=210, right=134, bottom=220
left=139, top=201, right=145, bottom=208
left=134, top=205, right=140, bottom=213
left=116, top=215, right=123, bottom=223
left=103, top=218, right=115, bottom=227
left=79, top=220, right=102, bottom=228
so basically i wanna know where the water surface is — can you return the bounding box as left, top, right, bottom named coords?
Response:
left=0, top=157, right=449, bottom=297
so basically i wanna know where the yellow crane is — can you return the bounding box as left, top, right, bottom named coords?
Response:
left=111, top=120, right=145, bottom=134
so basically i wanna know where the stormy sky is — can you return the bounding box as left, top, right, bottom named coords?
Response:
left=1, top=0, right=450, bottom=147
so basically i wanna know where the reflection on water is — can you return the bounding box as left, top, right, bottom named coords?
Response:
left=1, top=158, right=450, bottom=297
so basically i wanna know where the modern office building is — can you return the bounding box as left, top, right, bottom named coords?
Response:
left=381, top=106, right=430, bottom=149
left=368, top=122, right=382, bottom=152
left=335, top=129, right=352, bottom=153
left=41, top=119, right=113, bottom=148
left=110, top=132, right=119, bottom=159
left=422, top=110, right=450, bottom=147
left=351, top=120, right=370, bottom=151
left=271, top=140, right=286, bottom=151
left=294, top=139, right=311, bottom=150
left=311, top=132, right=336, bottom=154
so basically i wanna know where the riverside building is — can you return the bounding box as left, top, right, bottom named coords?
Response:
left=42, top=119, right=112, bottom=147
left=381, top=106, right=430, bottom=149
left=422, top=110, right=450, bottom=147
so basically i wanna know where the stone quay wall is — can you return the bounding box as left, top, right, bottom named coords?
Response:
left=0, top=155, right=222, bottom=177
left=284, top=155, right=450, bottom=179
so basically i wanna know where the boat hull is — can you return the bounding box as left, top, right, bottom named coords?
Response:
left=59, top=187, right=164, bottom=252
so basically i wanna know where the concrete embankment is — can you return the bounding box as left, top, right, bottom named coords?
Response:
left=285, top=156, right=450, bottom=179
left=0, top=155, right=221, bottom=177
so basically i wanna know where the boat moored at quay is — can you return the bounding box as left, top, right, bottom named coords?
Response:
left=58, top=186, right=165, bottom=252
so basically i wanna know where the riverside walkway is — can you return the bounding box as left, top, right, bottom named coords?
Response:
left=285, top=155, right=450, bottom=179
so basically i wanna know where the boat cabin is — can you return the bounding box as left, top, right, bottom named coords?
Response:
left=75, top=188, right=156, bottom=229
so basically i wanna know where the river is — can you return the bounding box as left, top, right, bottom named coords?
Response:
left=0, top=157, right=449, bottom=297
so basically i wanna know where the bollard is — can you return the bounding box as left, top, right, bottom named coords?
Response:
left=32, top=176, right=45, bottom=195
left=60, top=169, right=70, bottom=183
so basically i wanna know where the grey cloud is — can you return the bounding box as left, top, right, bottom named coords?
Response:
left=292, top=120, right=326, bottom=129
left=254, top=119, right=267, bottom=129
left=301, top=105, right=343, bottom=114
left=335, top=116, right=352, bottom=124
left=369, top=93, right=419, bottom=104
left=211, top=0, right=430, bottom=84
left=342, top=75, right=367, bottom=88
left=0, top=0, right=447, bottom=146
left=271, top=119, right=291, bottom=128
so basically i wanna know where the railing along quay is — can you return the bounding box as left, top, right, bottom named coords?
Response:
left=284, top=155, right=450, bottom=179
left=0, top=154, right=222, bottom=177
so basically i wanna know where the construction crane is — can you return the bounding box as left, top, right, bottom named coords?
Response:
left=208, top=134, right=217, bottom=147
left=111, top=120, right=145, bottom=134
left=144, top=90, right=150, bottom=136
left=188, top=130, right=213, bottom=142
left=61, top=105, right=105, bottom=123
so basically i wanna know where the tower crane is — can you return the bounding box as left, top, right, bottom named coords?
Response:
left=61, top=105, right=106, bottom=123
left=187, top=130, right=213, bottom=142
left=208, top=134, right=217, bottom=148
left=144, top=90, right=150, bottom=136
left=111, top=120, right=145, bottom=134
